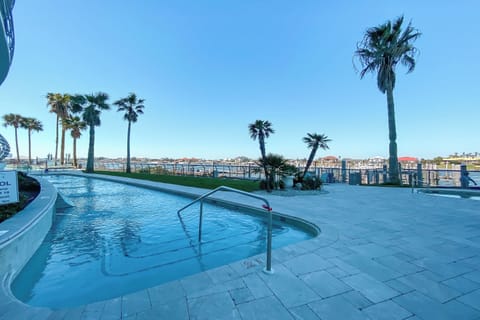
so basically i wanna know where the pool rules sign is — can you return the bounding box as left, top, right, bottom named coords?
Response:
left=0, top=171, right=19, bottom=205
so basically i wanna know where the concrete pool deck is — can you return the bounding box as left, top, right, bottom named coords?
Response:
left=2, top=174, right=480, bottom=319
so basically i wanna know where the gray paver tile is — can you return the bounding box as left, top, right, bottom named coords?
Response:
left=350, top=243, right=393, bottom=258
left=237, top=295, right=294, bottom=320
left=148, top=280, right=185, bottom=305
left=396, top=272, right=461, bottom=303
left=242, top=273, right=273, bottom=299
left=362, top=300, right=411, bottom=320
left=325, top=266, right=350, bottom=278
left=442, top=276, right=480, bottom=294
left=259, top=265, right=319, bottom=308
left=207, top=264, right=240, bottom=284
left=327, top=257, right=361, bottom=276
left=464, top=270, right=480, bottom=284
left=457, top=289, right=480, bottom=311
left=373, top=255, right=423, bottom=275
left=385, top=279, right=415, bottom=294
left=339, top=290, right=373, bottom=310
left=300, top=270, right=352, bottom=298
left=100, top=297, right=122, bottom=320
left=121, top=290, right=151, bottom=318
left=393, top=291, right=453, bottom=320
left=289, top=305, right=321, bottom=320
left=443, top=300, right=480, bottom=320
left=308, top=295, right=370, bottom=320
left=229, top=287, right=254, bottom=305
left=188, top=291, right=240, bottom=320
left=340, top=254, right=401, bottom=281
left=411, top=258, right=473, bottom=279
left=342, top=273, right=399, bottom=303
left=136, top=298, right=188, bottom=320
left=283, top=253, right=333, bottom=275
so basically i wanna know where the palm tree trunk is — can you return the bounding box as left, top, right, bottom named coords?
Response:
left=54, top=115, right=59, bottom=166
left=126, top=120, right=131, bottom=173
left=73, top=137, right=77, bottom=168
left=302, top=146, right=318, bottom=179
left=28, top=129, right=32, bottom=165
left=14, top=127, right=19, bottom=163
left=86, top=125, right=95, bottom=173
left=60, top=124, right=66, bottom=165
left=259, top=135, right=270, bottom=192
left=386, top=84, right=399, bottom=184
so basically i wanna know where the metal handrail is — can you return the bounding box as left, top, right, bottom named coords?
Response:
left=177, top=186, right=274, bottom=273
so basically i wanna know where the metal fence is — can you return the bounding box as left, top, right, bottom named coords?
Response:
left=91, top=161, right=480, bottom=188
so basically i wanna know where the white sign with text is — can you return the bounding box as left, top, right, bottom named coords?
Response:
left=0, top=170, right=19, bottom=205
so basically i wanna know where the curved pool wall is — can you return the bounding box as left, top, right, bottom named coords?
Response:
left=0, top=172, right=320, bottom=316
left=0, top=176, right=57, bottom=315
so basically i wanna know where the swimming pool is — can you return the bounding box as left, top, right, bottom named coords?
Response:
left=11, top=175, right=315, bottom=309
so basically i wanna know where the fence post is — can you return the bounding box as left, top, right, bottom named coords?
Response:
left=460, top=163, right=468, bottom=188
left=382, top=164, right=387, bottom=183
left=416, top=162, right=423, bottom=187
left=341, top=159, right=347, bottom=183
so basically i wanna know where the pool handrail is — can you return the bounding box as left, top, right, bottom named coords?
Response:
left=177, top=186, right=274, bottom=274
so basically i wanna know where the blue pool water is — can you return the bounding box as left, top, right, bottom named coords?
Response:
left=12, top=175, right=314, bottom=309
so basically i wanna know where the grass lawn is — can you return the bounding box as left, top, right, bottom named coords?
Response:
left=93, top=171, right=260, bottom=192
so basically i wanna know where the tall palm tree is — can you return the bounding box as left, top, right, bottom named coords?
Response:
left=113, top=93, right=145, bottom=173
left=64, top=116, right=86, bottom=168
left=2, top=113, right=23, bottom=163
left=20, top=117, right=43, bottom=165
left=73, top=92, right=110, bottom=173
left=301, top=133, right=331, bottom=179
left=248, top=120, right=274, bottom=192
left=46, top=93, right=70, bottom=165
left=355, top=16, right=421, bottom=184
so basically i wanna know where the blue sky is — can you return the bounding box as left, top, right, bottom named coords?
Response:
left=1, top=1, right=479, bottom=160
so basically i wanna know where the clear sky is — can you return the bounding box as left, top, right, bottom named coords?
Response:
left=0, top=1, right=479, bottom=161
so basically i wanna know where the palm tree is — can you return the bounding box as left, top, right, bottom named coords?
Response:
left=2, top=113, right=23, bottom=163
left=64, top=116, right=86, bottom=168
left=113, top=93, right=145, bottom=173
left=20, top=117, right=43, bottom=165
left=46, top=93, right=70, bottom=165
left=258, top=153, right=287, bottom=190
left=73, top=93, right=110, bottom=173
left=248, top=120, right=274, bottom=192
left=302, top=133, right=331, bottom=179
left=355, top=16, right=421, bottom=184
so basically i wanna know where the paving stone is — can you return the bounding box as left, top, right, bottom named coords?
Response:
left=457, top=289, right=480, bottom=311
left=308, top=295, right=370, bottom=320
left=259, top=265, right=319, bottom=308
left=396, top=272, right=461, bottom=303
left=327, top=257, right=361, bottom=276
left=300, top=270, right=352, bottom=298
left=100, top=297, right=122, bottom=320
left=443, top=300, right=480, bottom=320
left=283, top=253, right=333, bottom=275
left=289, top=305, right=321, bottom=320
left=340, top=254, right=401, bottom=282
left=188, top=291, right=240, bottom=320
left=229, top=287, right=254, bottom=305
left=339, top=290, right=373, bottom=310
left=242, top=273, right=273, bottom=299
left=362, top=300, right=411, bottom=320
left=464, top=270, right=480, bottom=284
left=325, top=266, right=350, bottom=278
left=148, top=280, right=185, bottom=305
left=136, top=298, right=188, bottom=320
left=411, top=258, right=473, bottom=279
left=342, top=273, right=399, bottom=303
left=393, top=291, right=454, bottom=320
left=350, top=243, right=393, bottom=258
left=207, top=264, right=240, bottom=284
left=373, top=255, right=423, bottom=275
left=442, top=276, right=480, bottom=294
left=385, top=279, right=415, bottom=294
left=122, top=290, right=151, bottom=318
left=237, top=295, right=294, bottom=320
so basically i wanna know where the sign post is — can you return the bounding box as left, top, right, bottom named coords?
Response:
left=0, top=170, right=19, bottom=205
